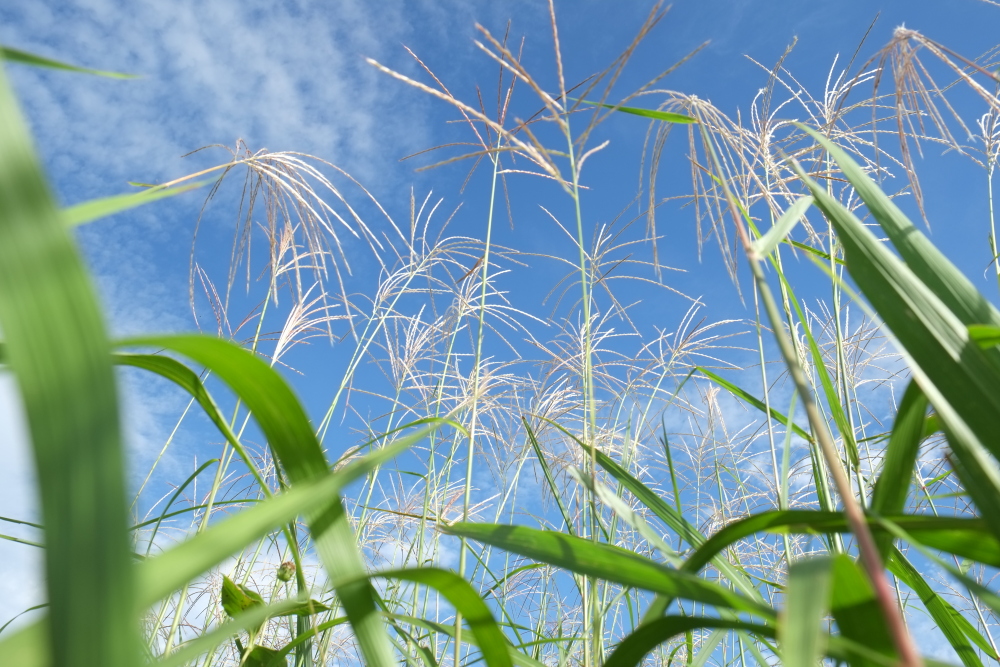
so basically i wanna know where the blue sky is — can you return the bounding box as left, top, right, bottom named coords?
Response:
left=2, top=0, right=1000, bottom=656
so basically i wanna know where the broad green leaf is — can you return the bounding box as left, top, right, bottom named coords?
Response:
left=791, top=135, right=1000, bottom=543
left=221, top=576, right=264, bottom=619
left=968, top=324, right=1000, bottom=348
left=443, top=523, right=773, bottom=619
left=0, top=54, right=136, bottom=667
left=829, top=555, right=894, bottom=665
left=753, top=195, right=814, bottom=257
left=63, top=179, right=211, bottom=227
left=781, top=556, right=833, bottom=667
left=801, top=126, right=1000, bottom=331
left=1, top=46, right=137, bottom=78
left=604, top=617, right=775, bottom=667
left=575, top=98, right=697, bottom=123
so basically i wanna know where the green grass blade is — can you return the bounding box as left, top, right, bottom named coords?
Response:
left=0, top=56, right=136, bottom=667
left=1, top=46, right=137, bottom=78
left=63, top=179, right=212, bottom=227
left=829, top=554, right=895, bottom=665
left=790, top=143, right=1000, bottom=539
left=574, top=98, right=697, bottom=123
left=697, top=367, right=813, bottom=443
left=442, top=523, right=774, bottom=619
left=781, top=556, right=833, bottom=667
left=753, top=195, right=813, bottom=257
left=685, top=510, right=999, bottom=571
left=380, top=568, right=513, bottom=667
left=523, top=418, right=575, bottom=535
left=604, top=617, right=775, bottom=667
left=871, top=380, right=928, bottom=554
left=888, top=549, right=989, bottom=666
left=801, top=125, right=1000, bottom=330
left=124, top=334, right=396, bottom=667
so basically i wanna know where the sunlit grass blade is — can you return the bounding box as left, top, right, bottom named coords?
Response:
left=800, top=125, right=1000, bottom=330
left=63, top=179, right=213, bottom=227
left=780, top=556, right=832, bottom=667
left=0, top=45, right=137, bottom=78
left=791, top=141, right=1000, bottom=546
left=0, top=57, right=136, bottom=667
left=442, top=523, right=774, bottom=619
left=574, top=98, right=697, bottom=123
left=753, top=195, right=813, bottom=257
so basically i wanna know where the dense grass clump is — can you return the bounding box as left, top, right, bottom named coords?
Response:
left=4, top=4, right=1000, bottom=667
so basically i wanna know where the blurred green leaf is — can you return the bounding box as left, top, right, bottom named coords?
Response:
left=221, top=576, right=264, bottom=618
left=604, top=617, right=775, bottom=667
left=63, top=179, right=211, bottom=227
left=753, top=195, right=813, bottom=257
left=0, top=49, right=136, bottom=667
left=781, top=556, right=833, bottom=667
left=0, top=46, right=137, bottom=78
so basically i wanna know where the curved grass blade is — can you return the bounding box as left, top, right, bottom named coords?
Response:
left=781, top=556, right=833, bottom=667
left=0, top=56, right=136, bottom=667
left=790, top=138, right=1000, bottom=545
left=442, top=523, right=773, bottom=619
left=685, top=510, right=999, bottom=572
left=379, top=568, right=513, bottom=667
left=63, top=179, right=212, bottom=227
left=753, top=195, right=814, bottom=257
left=123, top=334, right=396, bottom=667
left=559, top=424, right=763, bottom=602
left=1, top=46, right=137, bottom=78
left=697, top=367, right=813, bottom=443
left=888, top=548, right=989, bottom=666
left=603, top=617, right=775, bottom=667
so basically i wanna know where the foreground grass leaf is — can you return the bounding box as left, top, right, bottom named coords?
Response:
left=63, top=179, right=212, bottom=227
left=0, top=54, right=136, bottom=667
left=781, top=557, right=833, bottom=667
left=793, top=131, right=1000, bottom=545
left=124, top=334, right=396, bottom=667
left=1, top=45, right=137, bottom=78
